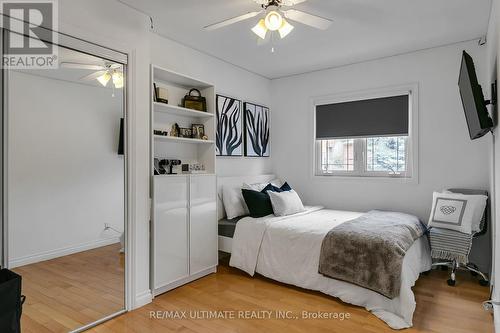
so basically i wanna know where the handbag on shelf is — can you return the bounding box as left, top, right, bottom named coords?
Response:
left=183, top=88, right=206, bottom=112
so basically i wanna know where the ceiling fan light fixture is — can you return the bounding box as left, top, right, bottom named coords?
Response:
left=264, top=10, right=283, bottom=31
left=97, top=72, right=111, bottom=87
left=278, top=19, right=294, bottom=38
left=252, top=18, right=268, bottom=39
left=112, top=71, right=124, bottom=89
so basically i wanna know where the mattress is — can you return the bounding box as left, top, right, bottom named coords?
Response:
left=218, top=217, right=242, bottom=238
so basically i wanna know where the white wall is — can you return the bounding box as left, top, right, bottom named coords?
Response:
left=150, top=34, right=273, bottom=177
left=7, top=72, right=124, bottom=267
left=487, top=0, right=500, bottom=318
left=271, top=40, right=492, bottom=272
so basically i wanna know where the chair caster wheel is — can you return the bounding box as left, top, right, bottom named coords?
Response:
left=447, top=279, right=456, bottom=286
left=479, top=279, right=489, bottom=286
left=440, top=266, right=448, bottom=271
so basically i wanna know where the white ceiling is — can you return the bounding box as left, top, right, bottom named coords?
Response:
left=122, top=0, right=492, bottom=79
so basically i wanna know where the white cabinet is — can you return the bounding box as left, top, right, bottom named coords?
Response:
left=190, top=175, right=217, bottom=275
left=152, top=175, right=217, bottom=296
left=153, top=176, right=189, bottom=290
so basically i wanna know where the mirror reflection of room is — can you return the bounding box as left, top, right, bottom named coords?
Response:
left=6, top=45, right=125, bottom=332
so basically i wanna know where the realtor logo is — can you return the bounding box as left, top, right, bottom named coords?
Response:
left=1, top=0, right=58, bottom=68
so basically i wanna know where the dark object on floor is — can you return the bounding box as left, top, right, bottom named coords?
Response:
left=0, top=269, right=25, bottom=333
left=430, top=188, right=489, bottom=287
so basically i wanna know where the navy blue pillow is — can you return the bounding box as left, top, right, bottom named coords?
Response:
left=242, top=182, right=293, bottom=218
left=262, top=182, right=292, bottom=193
left=241, top=189, right=274, bottom=218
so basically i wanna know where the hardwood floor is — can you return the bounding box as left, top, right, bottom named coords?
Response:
left=89, top=258, right=493, bottom=333
left=15, top=243, right=125, bottom=333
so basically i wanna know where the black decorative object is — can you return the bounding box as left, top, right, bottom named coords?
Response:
left=158, top=159, right=181, bottom=175
left=244, top=102, right=270, bottom=157
left=118, top=118, right=124, bottom=155
left=216, top=95, right=243, bottom=156
left=0, top=269, right=25, bottom=333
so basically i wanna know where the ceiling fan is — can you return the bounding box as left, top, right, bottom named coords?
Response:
left=204, top=0, right=332, bottom=40
left=60, top=62, right=124, bottom=89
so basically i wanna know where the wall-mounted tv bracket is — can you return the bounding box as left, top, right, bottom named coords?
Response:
left=485, top=80, right=497, bottom=106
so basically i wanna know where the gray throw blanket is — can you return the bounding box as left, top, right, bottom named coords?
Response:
left=318, top=210, right=426, bottom=299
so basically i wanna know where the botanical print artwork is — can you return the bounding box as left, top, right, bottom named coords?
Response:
left=244, top=102, right=270, bottom=157
left=216, top=95, right=243, bottom=156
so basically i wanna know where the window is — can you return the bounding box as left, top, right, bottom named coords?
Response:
left=317, top=136, right=409, bottom=177
left=314, top=87, right=416, bottom=178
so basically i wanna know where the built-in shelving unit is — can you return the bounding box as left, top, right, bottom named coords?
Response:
left=150, top=65, right=217, bottom=298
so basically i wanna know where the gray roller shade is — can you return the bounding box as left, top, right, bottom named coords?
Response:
left=316, top=95, right=409, bottom=139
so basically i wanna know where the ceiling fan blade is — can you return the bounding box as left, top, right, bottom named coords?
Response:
left=60, top=62, right=106, bottom=71
left=284, top=9, right=332, bottom=30
left=204, top=11, right=262, bottom=31
left=281, top=0, right=308, bottom=6
left=80, top=71, right=107, bottom=81
left=109, top=63, right=122, bottom=70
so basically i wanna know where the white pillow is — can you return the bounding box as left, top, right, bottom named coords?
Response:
left=242, top=179, right=283, bottom=192
left=268, top=190, right=305, bottom=217
left=222, top=185, right=249, bottom=219
left=428, top=191, right=487, bottom=234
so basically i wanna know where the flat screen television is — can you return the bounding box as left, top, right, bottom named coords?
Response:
left=458, top=51, right=494, bottom=140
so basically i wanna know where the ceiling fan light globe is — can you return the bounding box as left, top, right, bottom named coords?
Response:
left=278, top=19, right=294, bottom=38
left=97, top=72, right=111, bottom=87
left=264, top=11, right=283, bottom=31
left=251, top=19, right=268, bottom=39
left=112, top=71, right=124, bottom=89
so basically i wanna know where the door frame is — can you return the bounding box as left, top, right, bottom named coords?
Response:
left=0, top=23, right=133, bottom=331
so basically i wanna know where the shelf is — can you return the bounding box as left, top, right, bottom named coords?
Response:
left=153, top=65, right=213, bottom=89
left=154, top=173, right=215, bottom=178
left=154, top=135, right=215, bottom=144
left=153, top=102, right=214, bottom=118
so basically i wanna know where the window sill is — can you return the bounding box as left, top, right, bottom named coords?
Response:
left=312, top=174, right=417, bottom=184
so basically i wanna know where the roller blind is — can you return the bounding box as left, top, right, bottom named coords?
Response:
left=315, top=94, right=409, bottom=139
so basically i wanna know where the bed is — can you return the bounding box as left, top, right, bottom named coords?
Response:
left=217, top=175, right=431, bottom=330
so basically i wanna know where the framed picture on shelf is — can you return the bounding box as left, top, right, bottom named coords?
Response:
left=216, top=94, right=243, bottom=156
left=244, top=102, right=270, bottom=157
left=179, top=127, right=192, bottom=138
left=192, top=124, right=205, bottom=140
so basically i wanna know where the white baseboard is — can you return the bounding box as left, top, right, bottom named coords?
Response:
left=495, top=304, right=500, bottom=333
left=134, top=289, right=153, bottom=309
left=9, top=237, right=120, bottom=268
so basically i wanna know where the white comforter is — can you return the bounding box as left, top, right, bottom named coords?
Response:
left=229, top=206, right=431, bottom=329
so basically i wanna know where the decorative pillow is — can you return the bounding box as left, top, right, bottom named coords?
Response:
left=268, top=190, right=306, bottom=217
left=261, top=182, right=292, bottom=193
left=428, top=191, right=487, bottom=234
left=222, top=185, right=249, bottom=219
left=241, top=189, right=274, bottom=218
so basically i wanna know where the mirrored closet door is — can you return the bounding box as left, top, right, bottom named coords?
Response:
left=2, top=29, right=128, bottom=332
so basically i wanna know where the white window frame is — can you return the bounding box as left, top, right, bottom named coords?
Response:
left=311, top=83, right=419, bottom=183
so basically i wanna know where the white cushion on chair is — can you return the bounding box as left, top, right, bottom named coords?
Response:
left=428, top=191, right=487, bottom=234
